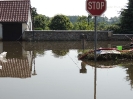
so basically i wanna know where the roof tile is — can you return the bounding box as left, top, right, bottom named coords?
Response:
left=0, top=0, right=31, bottom=22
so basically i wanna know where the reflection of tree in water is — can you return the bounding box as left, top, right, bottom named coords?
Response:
left=77, top=49, right=91, bottom=53
left=125, top=65, right=133, bottom=89
left=34, top=50, right=46, bottom=57
left=52, top=50, right=69, bottom=58
left=82, top=59, right=133, bottom=89
left=120, top=62, right=133, bottom=89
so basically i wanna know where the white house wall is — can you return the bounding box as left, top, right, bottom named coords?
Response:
left=22, top=23, right=27, bottom=40
left=27, top=9, right=32, bottom=31
left=22, top=9, right=32, bottom=34
left=0, top=24, right=2, bottom=40
left=22, top=9, right=32, bottom=40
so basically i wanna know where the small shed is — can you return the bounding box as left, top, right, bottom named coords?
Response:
left=0, top=0, right=32, bottom=41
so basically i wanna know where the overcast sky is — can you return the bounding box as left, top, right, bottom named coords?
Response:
left=31, top=0, right=128, bottom=18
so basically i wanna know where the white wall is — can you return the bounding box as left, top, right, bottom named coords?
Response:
left=22, top=23, right=27, bottom=39
left=22, top=9, right=32, bottom=40
left=22, top=9, right=32, bottom=32
left=27, top=10, right=32, bottom=30
left=0, top=24, right=3, bottom=40
left=22, top=23, right=27, bottom=32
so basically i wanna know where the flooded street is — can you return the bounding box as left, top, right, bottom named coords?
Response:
left=0, top=41, right=133, bottom=99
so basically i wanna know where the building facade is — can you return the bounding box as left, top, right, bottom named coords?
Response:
left=0, top=0, right=32, bottom=41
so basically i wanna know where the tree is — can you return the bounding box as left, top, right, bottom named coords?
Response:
left=31, top=7, right=38, bottom=17
left=49, top=14, right=73, bottom=30
left=73, top=16, right=94, bottom=30
left=31, top=7, right=38, bottom=30
left=109, top=16, right=120, bottom=24
left=97, top=22, right=107, bottom=30
left=67, top=16, right=79, bottom=23
left=120, top=0, right=133, bottom=33
left=73, top=16, right=88, bottom=30
left=34, top=14, right=50, bottom=30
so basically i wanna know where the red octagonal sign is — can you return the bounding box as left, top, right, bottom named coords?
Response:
left=86, top=0, right=107, bottom=16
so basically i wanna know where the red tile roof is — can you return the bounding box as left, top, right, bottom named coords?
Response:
left=0, top=0, right=31, bottom=22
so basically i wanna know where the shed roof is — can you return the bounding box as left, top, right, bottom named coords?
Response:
left=0, top=0, right=31, bottom=22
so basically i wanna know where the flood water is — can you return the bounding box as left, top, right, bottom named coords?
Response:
left=0, top=41, right=133, bottom=99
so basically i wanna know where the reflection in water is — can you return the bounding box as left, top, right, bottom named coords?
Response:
left=81, top=60, right=118, bottom=68
left=80, top=59, right=133, bottom=91
left=0, top=52, right=37, bottom=78
left=94, top=61, right=97, bottom=99
left=32, top=51, right=37, bottom=76
left=0, top=58, right=31, bottom=78
left=0, top=51, right=36, bottom=78
left=81, top=52, right=97, bottom=99
left=126, top=66, right=133, bottom=89
left=0, top=41, right=133, bottom=99
left=0, top=52, right=7, bottom=63
left=80, top=61, right=87, bottom=73
left=52, top=49, right=69, bottom=58
left=0, top=42, right=36, bottom=78
left=120, top=63, right=133, bottom=89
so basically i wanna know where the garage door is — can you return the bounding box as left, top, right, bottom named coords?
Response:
left=3, top=23, right=22, bottom=41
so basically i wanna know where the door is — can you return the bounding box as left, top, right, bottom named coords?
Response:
left=3, top=23, right=22, bottom=41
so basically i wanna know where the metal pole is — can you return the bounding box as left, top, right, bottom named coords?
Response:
left=94, top=16, right=97, bottom=61
left=94, top=16, right=97, bottom=99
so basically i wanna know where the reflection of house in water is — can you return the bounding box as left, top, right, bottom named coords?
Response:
left=0, top=42, right=35, bottom=78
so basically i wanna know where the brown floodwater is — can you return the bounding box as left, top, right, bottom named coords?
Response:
left=0, top=41, right=132, bottom=99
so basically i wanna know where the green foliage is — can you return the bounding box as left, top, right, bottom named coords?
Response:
left=49, top=14, right=73, bottom=30
left=73, top=16, right=94, bottom=30
left=67, top=16, right=79, bottom=23
left=31, top=7, right=38, bottom=17
left=106, top=25, right=121, bottom=33
left=34, top=28, right=43, bottom=30
left=34, top=14, right=50, bottom=30
left=97, top=22, right=107, bottom=30
left=31, top=7, right=38, bottom=29
left=93, top=16, right=108, bottom=24
left=31, top=7, right=121, bottom=31
left=120, top=0, right=133, bottom=33
left=95, top=16, right=121, bottom=31
left=73, top=22, right=88, bottom=30
left=108, top=16, right=120, bottom=24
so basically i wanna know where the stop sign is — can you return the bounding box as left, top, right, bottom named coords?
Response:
left=86, top=0, right=106, bottom=16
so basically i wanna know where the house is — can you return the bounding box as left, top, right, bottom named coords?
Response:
left=0, top=0, right=32, bottom=41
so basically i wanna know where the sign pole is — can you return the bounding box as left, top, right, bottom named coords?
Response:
left=94, top=16, right=97, bottom=61
left=85, top=1, right=106, bottom=99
